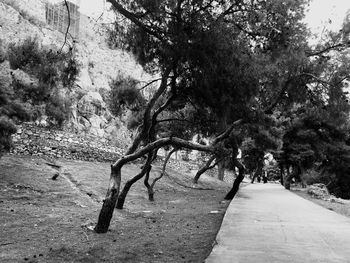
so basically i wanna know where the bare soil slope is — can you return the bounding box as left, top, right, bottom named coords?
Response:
left=0, top=155, right=232, bottom=263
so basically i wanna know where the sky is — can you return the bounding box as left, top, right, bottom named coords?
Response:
left=304, top=0, right=350, bottom=38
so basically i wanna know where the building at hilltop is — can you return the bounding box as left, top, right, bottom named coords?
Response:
left=45, top=0, right=81, bottom=39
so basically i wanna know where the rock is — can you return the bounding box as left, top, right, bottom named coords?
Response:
left=0, top=61, right=12, bottom=86
left=328, top=195, right=346, bottom=204
left=307, top=183, right=329, bottom=199
left=11, top=69, right=39, bottom=87
left=35, top=117, right=48, bottom=127
left=89, top=115, right=106, bottom=137
left=77, top=91, right=106, bottom=118
left=0, top=3, right=21, bottom=25
left=75, top=66, right=93, bottom=91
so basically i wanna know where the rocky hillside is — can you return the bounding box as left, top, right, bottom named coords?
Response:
left=0, top=0, right=153, bottom=145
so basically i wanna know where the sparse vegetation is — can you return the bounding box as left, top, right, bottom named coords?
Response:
left=108, top=75, right=145, bottom=129
left=0, top=36, right=80, bottom=156
left=7, top=37, right=79, bottom=126
left=0, top=42, right=31, bottom=157
left=108, top=76, right=143, bottom=116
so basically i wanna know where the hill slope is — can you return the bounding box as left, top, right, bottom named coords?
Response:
left=0, top=155, right=231, bottom=263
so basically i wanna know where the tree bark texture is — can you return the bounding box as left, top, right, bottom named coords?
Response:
left=284, top=166, right=302, bottom=190
left=279, top=164, right=284, bottom=185
left=251, top=163, right=263, bottom=184
left=144, top=165, right=154, bottom=201
left=125, top=68, right=171, bottom=155
left=284, top=166, right=291, bottom=189
left=193, top=155, right=216, bottom=184
left=94, top=167, right=121, bottom=233
left=116, top=154, right=153, bottom=209
left=224, top=158, right=245, bottom=200
left=217, top=160, right=225, bottom=181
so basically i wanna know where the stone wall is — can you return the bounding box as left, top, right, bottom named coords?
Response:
left=9, top=123, right=232, bottom=183
left=11, top=123, right=124, bottom=162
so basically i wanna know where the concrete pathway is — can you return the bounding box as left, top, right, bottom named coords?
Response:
left=206, top=183, right=350, bottom=263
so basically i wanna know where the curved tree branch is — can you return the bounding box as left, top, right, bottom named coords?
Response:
left=59, top=0, right=71, bottom=53
left=264, top=78, right=293, bottom=114
left=212, top=119, right=243, bottom=145
left=116, top=153, right=153, bottom=209
left=138, top=78, right=162, bottom=91
left=306, top=43, right=350, bottom=57
left=113, top=137, right=214, bottom=170
left=107, top=0, right=168, bottom=44
left=152, top=148, right=178, bottom=187
left=126, top=67, right=172, bottom=154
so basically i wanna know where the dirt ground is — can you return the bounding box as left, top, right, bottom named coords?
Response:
left=0, top=155, right=232, bottom=263
left=292, top=188, right=350, bottom=219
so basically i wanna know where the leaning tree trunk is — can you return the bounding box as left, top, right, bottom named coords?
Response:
left=251, top=163, right=263, bottom=184
left=193, top=155, right=216, bottom=184
left=94, top=166, right=121, bottom=233
left=116, top=154, right=153, bottom=209
left=143, top=165, right=154, bottom=201
left=284, top=166, right=291, bottom=190
left=284, top=165, right=301, bottom=190
left=144, top=148, right=177, bottom=201
left=224, top=158, right=245, bottom=200
left=279, top=164, right=284, bottom=186
left=94, top=136, right=216, bottom=233
left=217, top=160, right=225, bottom=181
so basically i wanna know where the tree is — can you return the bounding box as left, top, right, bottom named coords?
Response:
left=93, top=0, right=316, bottom=233
left=277, top=14, right=350, bottom=191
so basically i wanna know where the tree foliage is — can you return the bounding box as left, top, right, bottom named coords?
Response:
left=94, top=0, right=326, bottom=233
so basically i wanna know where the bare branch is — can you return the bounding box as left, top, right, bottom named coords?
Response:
left=306, top=43, right=350, bottom=57
left=59, top=0, right=71, bottom=53
left=125, top=67, right=172, bottom=154
left=147, top=93, right=176, bottom=142
left=157, top=118, right=194, bottom=124
left=151, top=148, right=177, bottom=187
left=138, top=78, right=162, bottom=90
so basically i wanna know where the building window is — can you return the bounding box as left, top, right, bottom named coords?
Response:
left=45, top=1, right=80, bottom=39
